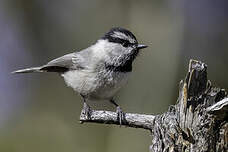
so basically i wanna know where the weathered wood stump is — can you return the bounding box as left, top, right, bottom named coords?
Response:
left=80, top=59, right=228, bottom=152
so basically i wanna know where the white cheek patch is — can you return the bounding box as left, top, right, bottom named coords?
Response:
left=112, top=31, right=136, bottom=44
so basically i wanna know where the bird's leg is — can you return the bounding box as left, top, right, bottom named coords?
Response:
left=110, top=99, right=125, bottom=126
left=80, top=95, right=91, bottom=120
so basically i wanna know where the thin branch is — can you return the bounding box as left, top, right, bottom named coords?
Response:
left=80, top=110, right=156, bottom=130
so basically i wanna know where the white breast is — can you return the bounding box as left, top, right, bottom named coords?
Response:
left=90, top=70, right=130, bottom=100
left=62, top=70, right=98, bottom=95
left=62, top=69, right=130, bottom=100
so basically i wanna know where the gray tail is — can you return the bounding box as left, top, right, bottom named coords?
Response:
left=12, top=66, right=69, bottom=74
left=12, top=67, right=43, bottom=74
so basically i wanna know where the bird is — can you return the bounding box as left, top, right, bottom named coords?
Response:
left=12, top=27, right=148, bottom=125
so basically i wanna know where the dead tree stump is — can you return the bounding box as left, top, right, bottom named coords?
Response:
left=80, top=59, right=228, bottom=152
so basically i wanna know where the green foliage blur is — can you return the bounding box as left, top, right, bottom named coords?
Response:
left=0, top=0, right=227, bottom=152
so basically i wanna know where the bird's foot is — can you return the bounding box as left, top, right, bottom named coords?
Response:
left=116, top=106, right=125, bottom=126
left=81, top=102, right=92, bottom=120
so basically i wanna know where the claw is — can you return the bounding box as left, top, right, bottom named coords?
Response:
left=82, top=102, right=91, bottom=119
left=116, top=106, right=125, bottom=126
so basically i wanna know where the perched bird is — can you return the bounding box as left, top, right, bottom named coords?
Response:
left=12, top=27, right=148, bottom=124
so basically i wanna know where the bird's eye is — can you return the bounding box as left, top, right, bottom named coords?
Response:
left=122, top=40, right=131, bottom=47
left=113, top=37, right=133, bottom=47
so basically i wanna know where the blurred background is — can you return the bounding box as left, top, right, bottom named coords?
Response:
left=0, top=0, right=227, bottom=151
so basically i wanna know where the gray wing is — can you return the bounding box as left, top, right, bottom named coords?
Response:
left=41, top=50, right=89, bottom=72
left=12, top=48, right=93, bottom=74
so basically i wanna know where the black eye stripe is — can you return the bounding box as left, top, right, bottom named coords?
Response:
left=116, top=38, right=134, bottom=47
left=108, top=37, right=135, bottom=47
left=122, top=40, right=132, bottom=47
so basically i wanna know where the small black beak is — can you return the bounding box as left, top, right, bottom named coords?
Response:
left=137, top=44, right=148, bottom=50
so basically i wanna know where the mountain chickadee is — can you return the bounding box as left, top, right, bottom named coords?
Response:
left=12, top=27, right=148, bottom=125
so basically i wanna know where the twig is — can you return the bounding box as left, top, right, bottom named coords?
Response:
left=80, top=110, right=156, bottom=130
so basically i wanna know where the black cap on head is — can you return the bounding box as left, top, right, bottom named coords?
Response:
left=101, top=27, right=138, bottom=46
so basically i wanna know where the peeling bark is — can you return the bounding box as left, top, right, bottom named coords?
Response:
left=80, top=59, right=228, bottom=152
